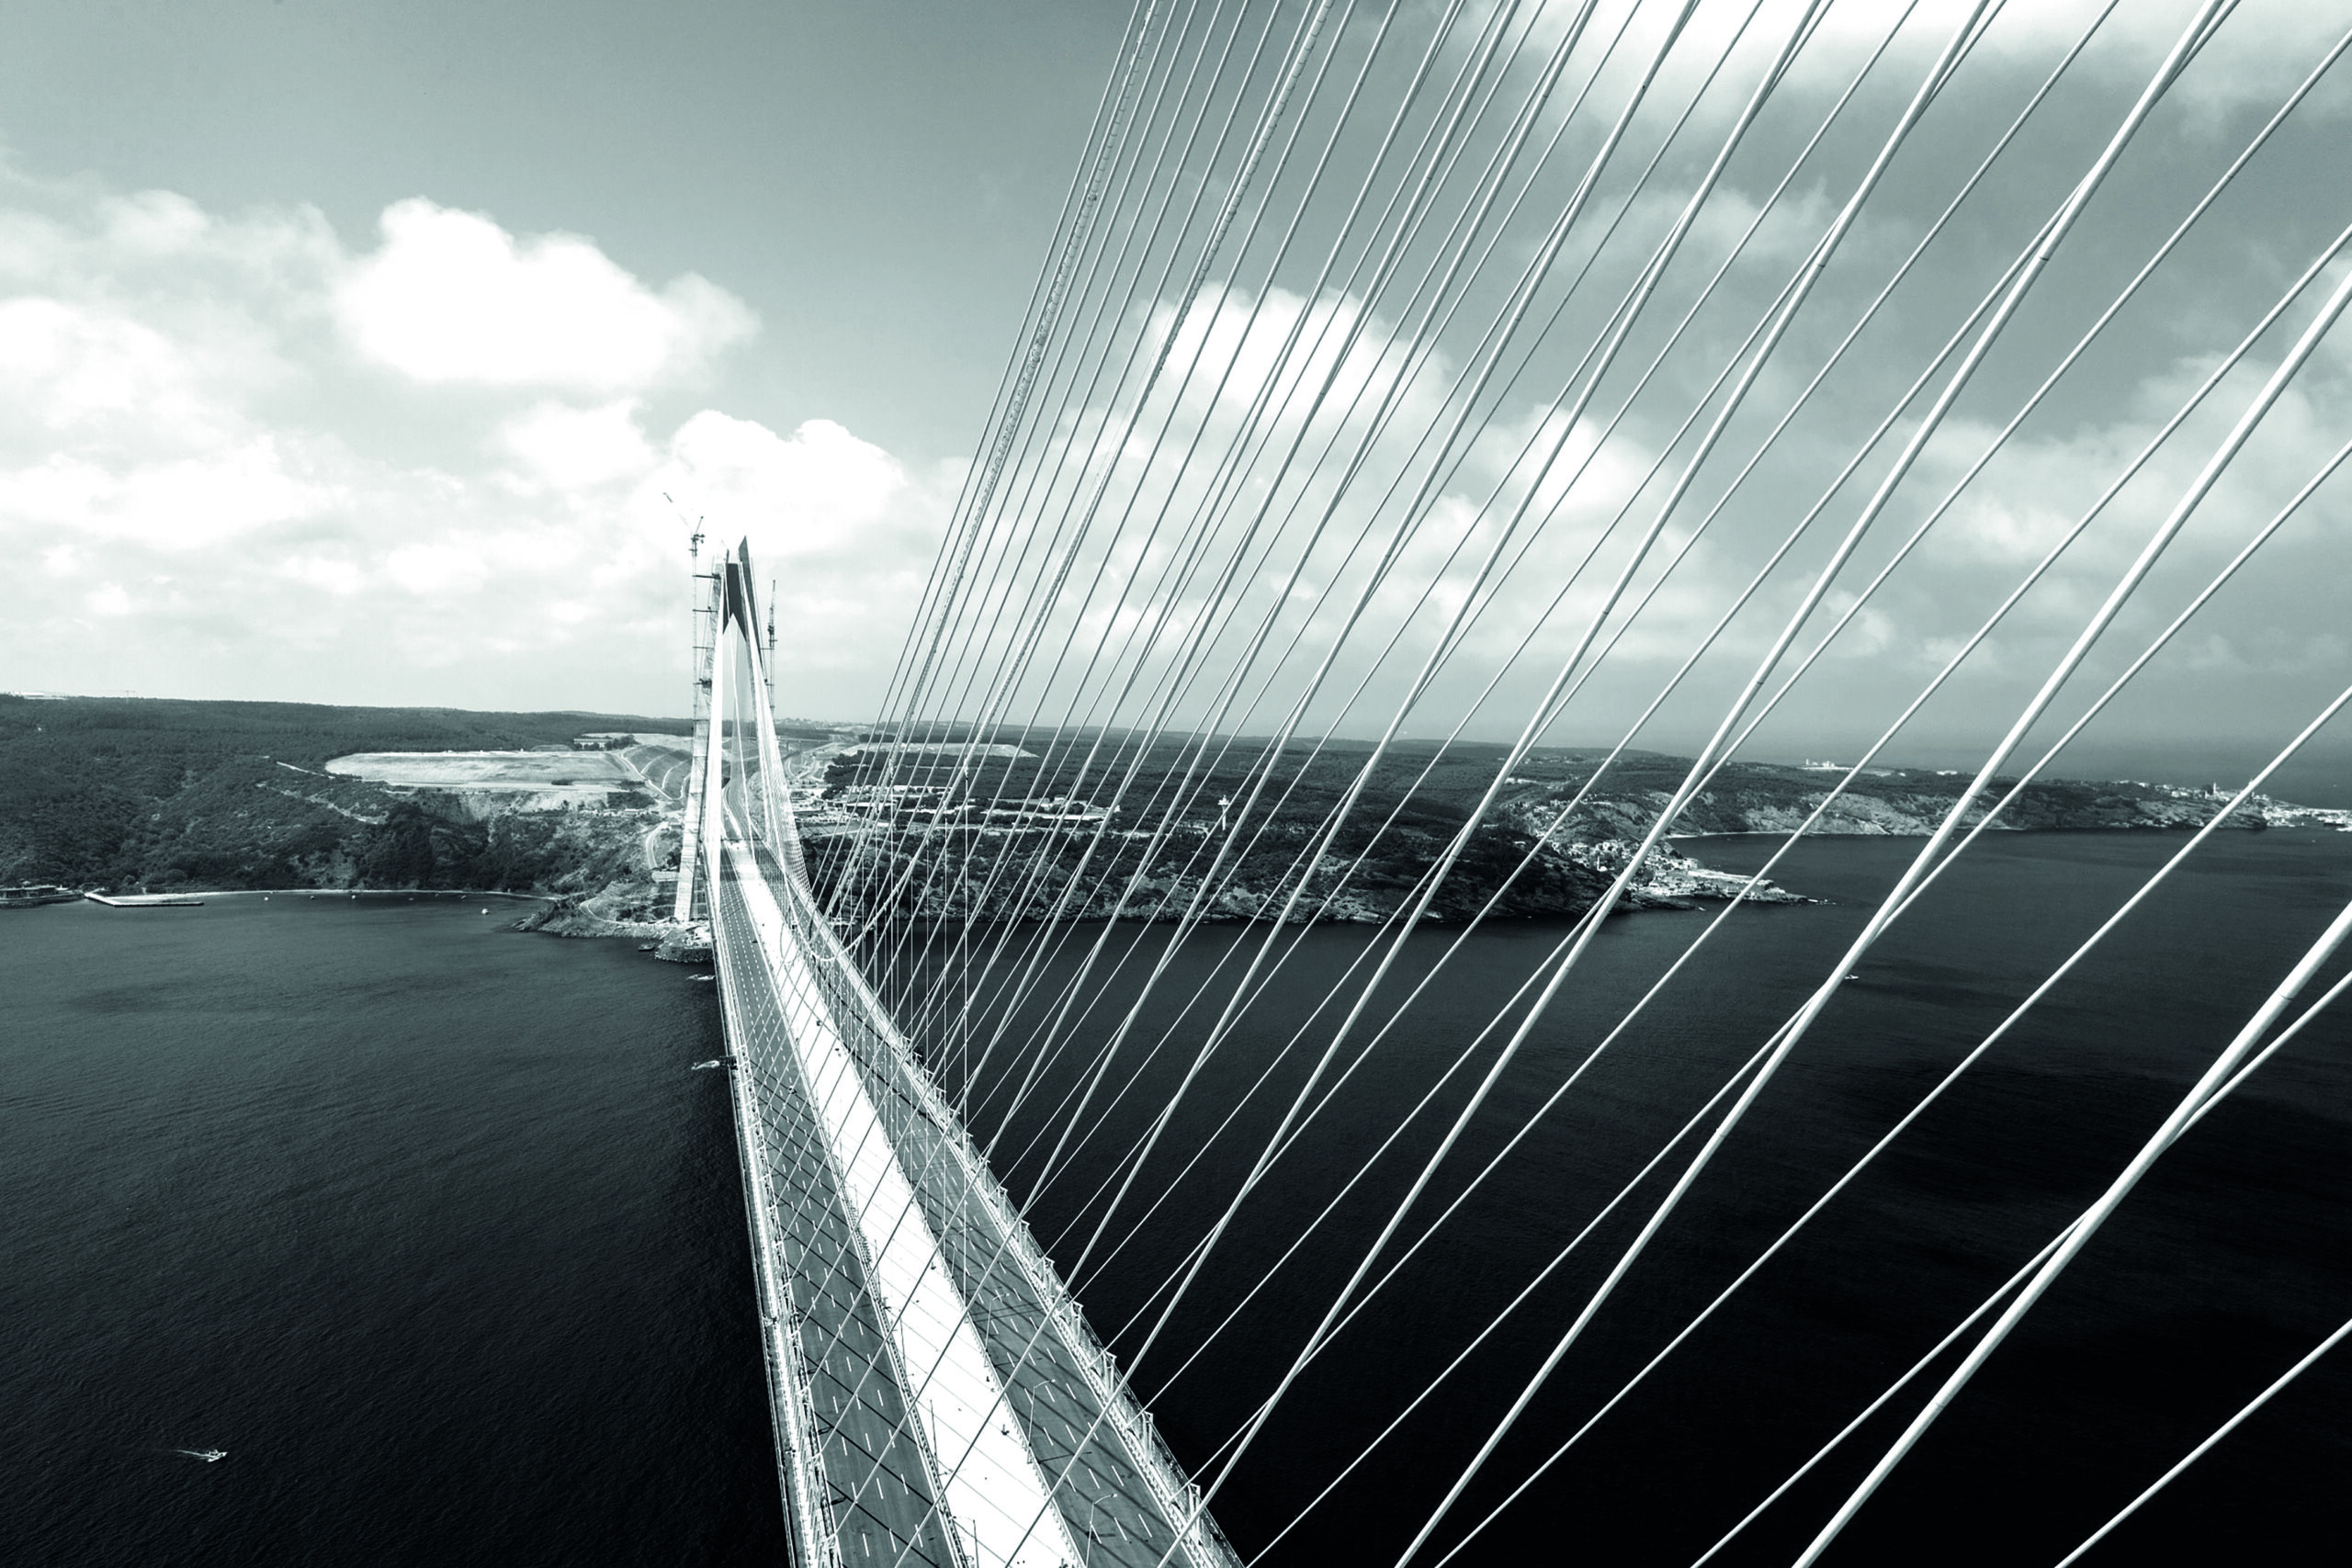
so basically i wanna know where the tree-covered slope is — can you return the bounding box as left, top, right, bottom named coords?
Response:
left=0, top=694, right=686, bottom=892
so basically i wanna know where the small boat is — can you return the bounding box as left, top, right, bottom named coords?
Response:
left=691, top=974, right=716, bottom=984
left=0, top=884, right=81, bottom=908
left=174, top=1449, right=227, bottom=1462
left=692, top=1059, right=724, bottom=1070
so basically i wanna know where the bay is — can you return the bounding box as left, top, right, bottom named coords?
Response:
left=0, top=894, right=786, bottom=1567
left=6, top=829, right=2347, bottom=1565
left=931, top=829, right=2352, bottom=1565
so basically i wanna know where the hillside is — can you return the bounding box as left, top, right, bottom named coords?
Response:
left=803, top=731, right=2346, bottom=925
left=0, top=694, right=688, bottom=897
left=819, top=731, right=2337, bottom=840
left=7, top=697, right=2340, bottom=931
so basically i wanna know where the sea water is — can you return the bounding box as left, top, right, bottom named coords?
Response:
left=6, top=834, right=2348, bottom=1565
left=928, top=829, right=2352, bottom=1565
left=0, top=895, right=786, bottom=1566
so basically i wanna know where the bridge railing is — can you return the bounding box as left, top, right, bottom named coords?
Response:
left=766, top=853, right=1242, bottom=1568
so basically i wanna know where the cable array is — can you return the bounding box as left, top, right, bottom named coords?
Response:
left=733, top=3, right=2352, bottom=1562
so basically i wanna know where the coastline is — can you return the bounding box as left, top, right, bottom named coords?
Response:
left=53, top=882, right=719, bottom=963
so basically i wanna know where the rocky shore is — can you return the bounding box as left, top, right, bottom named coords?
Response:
left=510, top=892, right=711, bottom=961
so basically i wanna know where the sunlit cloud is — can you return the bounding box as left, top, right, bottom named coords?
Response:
left=335, top=198, right=754, bottom=392
left=0, top=181, right=936, bottom=715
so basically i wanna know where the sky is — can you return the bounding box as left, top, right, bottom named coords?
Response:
left=0, top=0, right=1116, bottom=713
left=2, top=0, right=2348, bottom=797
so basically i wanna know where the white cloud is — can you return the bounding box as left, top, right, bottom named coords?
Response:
left=916, top=215, right=2352, bottom=761
left=0, top=297, right=240, bottom=447
left=1741, top=0, right=2352, bottom=120
left=384, top=539, right=489, bottom=599
left=658, top=413, right=910, bottom=552
left=498, top=400, right=657, bottom=491
left=647, top=414, right=949, bottom=672
left=335, top=198, right=754, bottom=392
left=6, top=0, right=2344, bottom=763
left=277, top=552, right=364, bottom=597
left=0, top=180, right=933, bottom=715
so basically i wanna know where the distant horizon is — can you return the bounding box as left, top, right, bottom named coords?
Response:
left=13, top=686, right=2346, bottom=808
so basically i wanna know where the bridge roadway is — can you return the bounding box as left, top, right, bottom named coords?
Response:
left=710, top=829, right=1240, bottom=1568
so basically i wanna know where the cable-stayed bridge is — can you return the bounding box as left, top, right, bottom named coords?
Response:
left=683, top=4, right=2351, bottom=1563
left=683, top=555, right=1241, bottom=1568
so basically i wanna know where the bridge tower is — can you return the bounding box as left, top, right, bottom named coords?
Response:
left=673, top=526, right=718, bottom=922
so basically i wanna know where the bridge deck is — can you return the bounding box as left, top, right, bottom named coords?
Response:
left=713, top=835, right=1238, bottom=1568
left=714, top=865, right=967, bottom=1567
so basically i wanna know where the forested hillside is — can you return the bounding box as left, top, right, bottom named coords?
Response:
left=824, top=731, right=2292, bottom=844
left=6, top=694, right=2320, bottom=915
left=0, top=694, right=686, bottom=892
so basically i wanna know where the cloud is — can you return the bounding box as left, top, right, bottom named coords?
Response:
left=901, top=129, right=2352, bottom=765
left=334, top=198, right=754, bottom=392
left=659, top=413, right=911, bottom=554
left=0, top=296, right=243, bottom=449
left=6, top=0, right=2346, bottom=764
left=647, top=414, right=951, bottom=678
left=498, top=400, right=658, bottom=491
left=1722, top=0, right=2352, bottom=122
left=0, top=179, right=934, bottom=716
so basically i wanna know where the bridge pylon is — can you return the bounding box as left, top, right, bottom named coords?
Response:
left=673, top=533, right=720, bottom=923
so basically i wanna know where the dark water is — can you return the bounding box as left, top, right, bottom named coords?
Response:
left=1, top=895, right=785, bottom=1567
left=7, top=837, right=2348, bottom=1567
left=919, top=830, right=2352, bottom=1565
